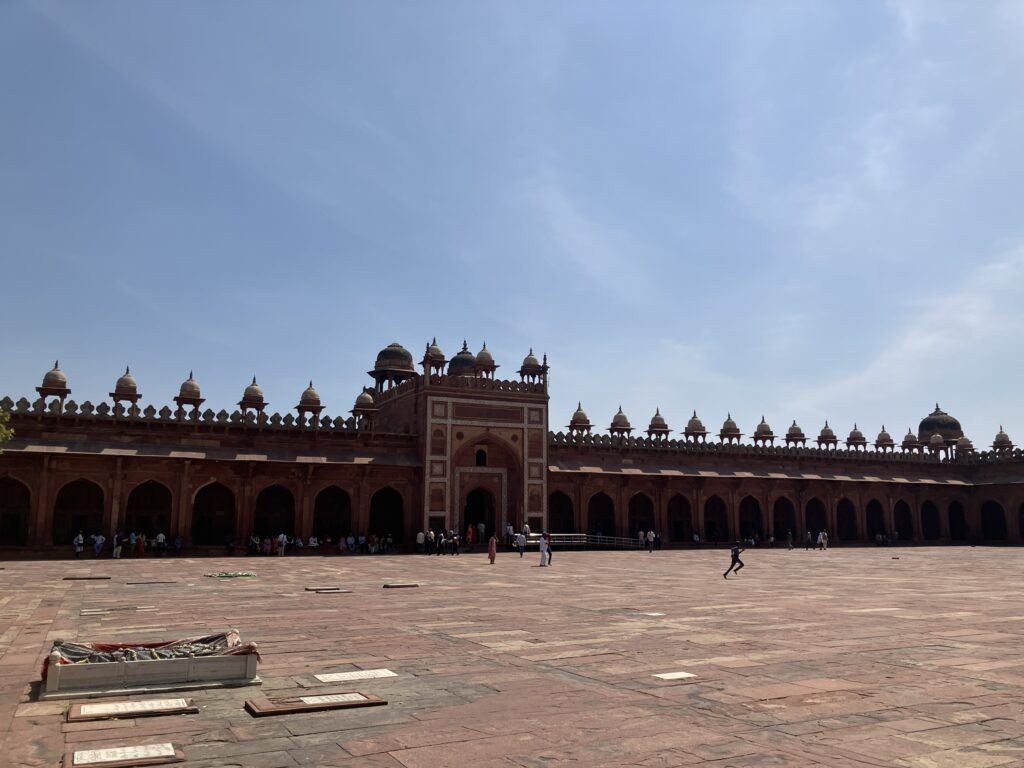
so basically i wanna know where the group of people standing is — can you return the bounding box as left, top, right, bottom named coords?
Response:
left=246, top=532, right=396, bottom=556
left=72, top=530, right=178, bottom=558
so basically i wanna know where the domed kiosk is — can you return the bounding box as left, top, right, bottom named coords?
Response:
left=369, top=342, right=416, bottom=391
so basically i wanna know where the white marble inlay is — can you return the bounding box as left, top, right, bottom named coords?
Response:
left=74, top=743, right=176, bottom=764
left=299, top=693, right=367, bottom=704
left=653, top=671, right=697, bottom=680
left=79, top=699, right=189, bottom=716
left=314, top=668, right=397, bottom=682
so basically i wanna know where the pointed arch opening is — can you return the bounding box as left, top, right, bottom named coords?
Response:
left=587, top=492, right=614, bottom=536
left=192, top=482, right=235, bottom=545
left=53, top=479, right=104, bottom=545
left=894, top=500, right=913, bottom=541
left=464, top=487, right=495, bottom=538
left=948, top=501, right=968, bottom=541
left=125, top=481, right=172, bottom=538
left=921, top=501, right=940, bottom=541
left=805, top=498, right=827, bottom=535
left=738, top=496, right=762, bottom=540
left=668, top=494, right=692, bottom=542
left=772, top=498, right=796, bottom=542
left=981, top=501, right=1006, bottom=541
left=254, top=485, right=295, bottom=539
left=369, top=486, right=405, bottom=543
left=313, top=486, right=352, bottom=541
left=866, top=499, right=886, bottom=541
left=628, top=493, right=655, bottom=536
left=548, top=491, right=574, bottom=534
left=837, top=498, right=857, bottom=541
left=704, top=495, right=729, bottom=543
left=0, top=477, right=30, bottom=546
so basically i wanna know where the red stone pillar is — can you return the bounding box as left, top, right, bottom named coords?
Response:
left=29, top=455, right=51, bottom=546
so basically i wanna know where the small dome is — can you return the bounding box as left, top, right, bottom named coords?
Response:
left=299, top=381, right=320, bottom=406
left=243, top=376, right=264, bottom=401
left=476, top=343, right=494, bottom=364
left=611, top=406, right=631, bottom=429
left=918, top=403, right=962, bottom=443
left=754, top=416, right=773, bottom=437
left=875, top=425, right=894, bottom=446
left=993, top=426, right=1013, bottom=448
left=720, top=413, right=741, bottom=440
left=354, top=389, right=374, bottom=408
left=819, top=421, right=836, bottom=440
left=42, top=360, right=67, bottom=389
left=787, top=420, right=804, bottom=438
left=956, top=435, right=974, bottom=451
left=848, top=423, right=864, bottom=441
left=426, top=337, right=445, bottom=361
left=179, top=371, right=201, bottom=398
left=928, top=432, right=945, bottom=448
left=114, top=366, right=137, bottom=395
left=649, top=408, right=667, bottom=429
left=902, top=428, right=920, bottom=448
left=374, top=342, right=415, bottom=372
left=570, top=402, right=589, bottom=425
left=686, top=411, right=705, bottom=433
left=447, top=340, right=478, bottom=376
left=522, top=348, right=540, bottom=368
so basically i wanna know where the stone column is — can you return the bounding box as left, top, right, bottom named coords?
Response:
left=174, top=461, right=190, bottom=540
left=107, top=458, right=123, bottom=536
left=29, top=455, right=51, bottom=546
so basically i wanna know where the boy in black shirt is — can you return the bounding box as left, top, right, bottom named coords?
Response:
left=723, top=541, right=745, bottom=579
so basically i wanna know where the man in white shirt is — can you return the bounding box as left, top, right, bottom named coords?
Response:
left=415, top=530, right=425, bottom=553
left=73, top=531, right=84, bottom=559
left=538, top=533, right=548, bottom=567
left=646, top=529, right=655, bottom=553
left=277, top=531, right=288, bottom=556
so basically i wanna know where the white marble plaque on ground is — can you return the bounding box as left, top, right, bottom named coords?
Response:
left=315, top=668, right=397, bottom=682
left=79, top=699, right=189, bottom=717
left=73, top=743, right=176, bottom=765
left=300, top=693, right=367, bottom=704
left=654, top=671, right=697, bottom=680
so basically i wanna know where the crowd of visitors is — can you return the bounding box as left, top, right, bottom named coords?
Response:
left=71, top=530, right=183, bottom=558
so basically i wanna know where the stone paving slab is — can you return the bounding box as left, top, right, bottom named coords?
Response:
left=3, top=548, right=1024, bottom=766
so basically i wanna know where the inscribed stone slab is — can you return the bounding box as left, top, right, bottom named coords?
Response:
left=78, top=699, right=190, bottom=716
left=300, top=693, right=367, bottom=704
left=315, top=668, right=397, bottom=682
left=73, top=743, right=177, bottom=765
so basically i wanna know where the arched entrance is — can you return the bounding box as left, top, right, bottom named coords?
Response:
left=464, top=488, right=495, bottom=538
left=548, top=492, right=574, bottom=534
left=948, top=501, right=968, bottom=541
left=772, top=498, right=796, bottom=542
left=191, top=483, right=235, bottom=545
left=704, top=495, right=729, bottom=543
left=837, top=498, right=857, bottom=542
left=894, top=500, right=913, bottom=541
left=981, top=501, right=1006, bottom=541
left=628, top=493, right=655, bottom=536
left=254, top=485, right=295, bottom=538
left=587, top=492, right=614, bottom=536
left=667, top=495, right=692, bottom=542
left=738, top=496, right=762, bottom=540
left=920, top=501, right=940, bottom=541
left=125, top=481, right=172, bottom=538
left=805, top=498, right=827, bottom=535
left=313, top=486, right=351, bottom=540
left=369, top=487, right=404, bottom=542
left=866, top=499, right=885, bottom=541
left=53, top=479, right=104, bottom=545
left=0, top=477, right=30, bottom=546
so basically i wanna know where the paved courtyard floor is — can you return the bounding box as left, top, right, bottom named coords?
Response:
left=3, top=546, right=1024, bottom=767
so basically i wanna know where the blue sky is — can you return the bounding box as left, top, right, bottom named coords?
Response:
left=2, top=1, right=1022, bottom=445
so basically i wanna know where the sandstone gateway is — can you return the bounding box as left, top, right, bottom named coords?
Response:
left=0, top=340, right=1021, bottom=552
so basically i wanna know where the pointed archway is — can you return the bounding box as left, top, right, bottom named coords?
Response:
left=125, top=481, right=172, bottom=538
left=628, top=493, right=655, bottom=536
left=981, top=501, right=1006, bottom=541
left=894, top=500, right=913, bottom=541
left=948, top=501, right=968, bottom=541
left=837, top=498, right=857, bottom=542
left=464, top=487, right=496, bottom=538
left=667, top=495, right=692, bottom=542
left=772, top=498, right=796, bottom=543
left=805, top=498, right=827, bottom=536
left=866, top=499, right=886, bottom=541
left=704, top=495, right=729, bottom=543
left=313, top=486, right=352, bottom=540
left=254, top=485, right=295, bottom=539
left=738, top=496, right=762, bottom=540
left=587, top=492, right=614, bottom=536
left=369, top=487, right=405, bottom=543
left=548, top=492, right=574, bottom=534
left=53, top=479, right=104, bottom=546
left=0, top=478, right=30, bottom=546
left=192, top=482, right=236, bottom=545
left=921, top=501, right=940, bottom=541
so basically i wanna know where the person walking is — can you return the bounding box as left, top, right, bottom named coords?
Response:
left=787, top=529, right=793, bottom=550
left=112, top=532, right=122, bottom=559
left=545, top=532, right=553, bottom=566
left=638, top=530, right=645, bottom=550
left=488, top=534, right=497, bottom=565
left=723, top=541, right=745, bottom=579
left=276, top=531, right=288, bottom=556
left=538, top=533, right=548, bottom=567
left=646, top=529, right=655, bottom=553
left=516, top=532, right=525, bottom=558
left=73, top=530, right=84, bottom=559
left=804, top=530, right=812, bottom=550
left=821, top=530, right=829, bottom=550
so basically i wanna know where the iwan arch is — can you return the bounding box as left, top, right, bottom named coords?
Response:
left=1, top=343, right=1022, bottom=551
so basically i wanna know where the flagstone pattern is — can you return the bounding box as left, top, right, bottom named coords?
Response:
left=2, top=548, right=1024, bottom=766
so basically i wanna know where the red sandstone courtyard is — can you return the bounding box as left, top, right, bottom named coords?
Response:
left=3, top=547, right=1024, bottom=767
